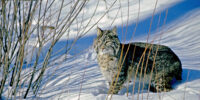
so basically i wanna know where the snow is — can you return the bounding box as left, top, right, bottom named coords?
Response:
left=17, top=8, right=200, bottom=99
left=29, top=0, right=182, bottom=41
left=2, top=0, right=200, bottom=100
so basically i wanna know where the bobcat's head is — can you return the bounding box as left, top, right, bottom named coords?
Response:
left=93, top=27, right=120, bottom=56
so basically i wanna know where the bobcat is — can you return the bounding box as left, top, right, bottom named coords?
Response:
left=93, top=27, right=182, bottom=94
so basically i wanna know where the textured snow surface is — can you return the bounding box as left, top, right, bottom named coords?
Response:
left=11, top=9, right=199, bottom=100
left=2, top=0, right=200, bottom=100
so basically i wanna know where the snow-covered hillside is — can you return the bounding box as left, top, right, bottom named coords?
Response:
left=7, top=8, right=199, bottom=100
left=2, top=0, right=200, bottom=100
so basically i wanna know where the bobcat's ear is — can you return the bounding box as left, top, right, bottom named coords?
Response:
left=112, top=26, right=117, bottom=35
left=97, top=27, right=103, bottom=36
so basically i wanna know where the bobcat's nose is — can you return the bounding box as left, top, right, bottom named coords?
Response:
left=101, top=46, right=105, bottom=50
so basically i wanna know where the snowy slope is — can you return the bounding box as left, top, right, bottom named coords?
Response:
left=2, top=0, right=200, bottom=100
left=14, top=8, right=200, bottom=100
left=30, top=0, right=181, bottom=40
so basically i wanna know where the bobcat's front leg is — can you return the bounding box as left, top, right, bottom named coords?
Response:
left=109, top=81, right=121, bottom=94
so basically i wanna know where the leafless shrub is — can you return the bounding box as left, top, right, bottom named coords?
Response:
left=0, top=0, right=94, bottom=99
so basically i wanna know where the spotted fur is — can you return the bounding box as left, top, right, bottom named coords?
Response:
left=93, top=27, right=182, bottom=94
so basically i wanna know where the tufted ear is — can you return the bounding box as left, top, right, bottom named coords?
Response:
left=112, top=26, right=117, bottom=35
left=97, top=27, right=103, bottom=36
